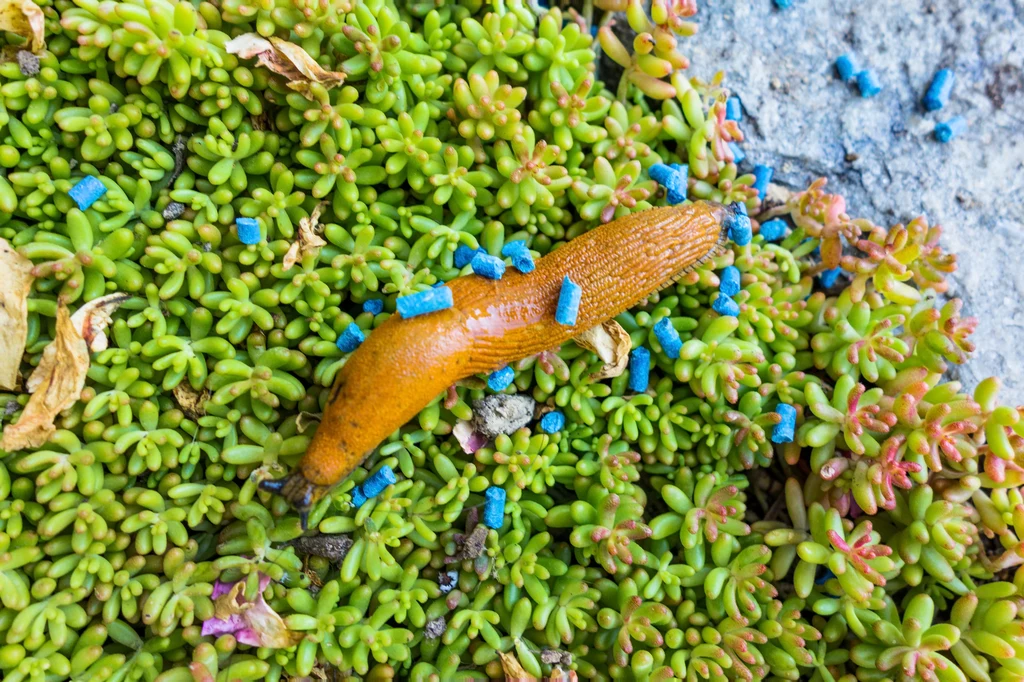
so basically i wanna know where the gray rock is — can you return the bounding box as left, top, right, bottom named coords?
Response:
left=471, top=394, right=537, bottom=438
left=683, top=0, right=1024, bottom=402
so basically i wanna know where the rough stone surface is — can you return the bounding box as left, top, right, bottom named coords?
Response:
left=471, top=394, right=537, bottom=438
left=684, top=0, right=1024, bottom=402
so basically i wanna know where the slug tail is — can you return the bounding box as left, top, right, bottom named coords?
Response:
left=259, top=471, right=329, bottom=526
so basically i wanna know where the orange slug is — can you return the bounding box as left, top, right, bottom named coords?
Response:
left=262, top=201, right=732, bottom=516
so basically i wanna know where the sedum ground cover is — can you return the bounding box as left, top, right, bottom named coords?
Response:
left=1, top=0, right=1023, bottom=680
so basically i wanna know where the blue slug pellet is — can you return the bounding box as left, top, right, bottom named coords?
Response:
left=759, top=218, right=788, bottom=242
left=935, top=116, right=967, bottom=143
left=835, top=54, right=860, bottom=82
left=727, top=211, right=752, bottom=246
left=540, top=410, right=565, bottom=433
left=363, top=299, right=384, bottom=315
left=856, top=70, right=882, bottom=98
left=397, top=286, right=454, bottom=318
left=924, top=69, right=955, bottom=111
left=773, top=0, right=792, bottom=7
left=455, top=245, right=483, bottom=268
left=720, top=265, right=741, bottom=297
left=628, top=347, right=651, bottom=393
left=471, top=252, right=505, bottom=280
left=555, top=276, right=582, bottom=326
left=501, top=240, right=535, bottom=273
left=488, top=365, right=515, bottom=391
left=483, top=486, right=506, bottom=529
left=729, top=142, right=746, bottom=164
left=712, top=294, right=740, bottom=317
left=363, top=465, right=397, bottom=498
left=653, top=318, right=682, bottom=358
left=752, top=165, right=774, bottom=201
left=336, top=323, right=365, bottom=352
left=68, top=175, right=107, bottom=210
left=236, top=217, right=261, bottom=244
left=816, top=566, right=838, bottom=585
left=819, top=267, right=842, bottom=288
left=726, top=96, right=742, bottom=121
left=648, top=162, right=688, bottom=205
left=772, top=403, right=797, bottom=443
left=351, top=487, right=368, bottom=508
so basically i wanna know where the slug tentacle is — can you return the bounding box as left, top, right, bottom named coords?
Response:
left=269, top=201, right=730, bottom=511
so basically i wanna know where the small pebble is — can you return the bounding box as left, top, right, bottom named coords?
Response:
left=752, top=165, right=774, bottom=201
left=336, top=323, right=365, bottom=353
left=719, top=265, right=741, bottom=297
left=472, top=394, right=536, bottom=439
left=68, top=175, right=107, bottom=210
left=759, top=219, right=787, bottom=242
left=835, top=54, right=860, bottom=82
left=727, top=211, right=752, bottom=246
left=454, top=244, right=483, bottom=268
left=487, top=365, right=515, bottom=392
left=438, top=570, right=459, bottom=594
left=649, top=162, right=688, bottom=205
left=397, top=286, right=454, bottom=318
left=363, top=299, right=384, bottom=315
left=653, top=318, right=683, bottom=358
left=162, top=201, right=186, bottom=221
left=924, top=69, right=955, bottom=111
left=628, top=347, right=650, bottom=393
left=725, top=96, right=743, bottom=121
left=362, top=465, right=397, bottom=499
left=856, top=70, right=882, bottom=98
left=935, top=116, right=967, bottom=143
left=17, top=50, right=40, bottom=77
left=424, top=617, right=447, bottom=640
left=501, top=240, right=535, bottom=273
left=712, top=294, right=740, bottom=317
left=236, top=217, right=261, bottom=244
left=729, top=142, right=746, bottom=164
left=819, top=267, right=842, bottom=288
left=555, top=276, right=582, bottom=326
left=540, top=410, right=566, bottom=434
left=483, top=486, right=506, bottom=530
left=471, top=251, right=505, bottom=280
left=772, top=403, right=797, bottom=443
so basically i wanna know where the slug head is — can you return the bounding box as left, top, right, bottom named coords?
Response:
left=259, top=471, right=331, bottom=530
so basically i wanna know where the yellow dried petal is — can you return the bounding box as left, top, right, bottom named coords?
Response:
left=0, top=238, right=34, bottom=390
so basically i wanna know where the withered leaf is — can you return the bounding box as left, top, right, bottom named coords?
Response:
left=0, top=0, right=44, bottom=53
left=0, top=238, right=34, bottom=390
left=173, top=383, right=209, bottom=421
left=282, top=203, right=327, bottom=271
left=226, top=34, right=345, bottom=97
left=573, top=319, right=631, bottom=381
left=71, top=292, right=130, bottom=352
left=499, top=651, right=538, bottom=682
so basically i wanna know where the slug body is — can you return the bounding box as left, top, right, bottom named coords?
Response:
left=268, top=202, right=730, bottom=512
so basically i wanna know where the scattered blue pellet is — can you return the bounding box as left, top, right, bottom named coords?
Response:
left=729, top=142, right=746, bottom=164
left=727, top=211, right=752, bottom=246
left=350, top=487, right=368, bottom=508
left=935, top=116, right=967, bottom=143
left=336, top=322, right=365, bottom=352
left=363, top=465, right=397, bottom=499
left=856, top=70, right=882, bottom=98
left=726, top=96, right=743, bottom=121
left=363, top=299, right=384, bottom=315
left=773, top=0, right=792, bottom=8
left=471, top=251, right=505, bottom=280
left=772, top=403, right=797, bottom=443
left=540, top=410, right=565, bottom=434
left=555, top=276, right=582, bottom=326
left=501, top=240, right=535, bottom=273
left=653, top=318, right=682, bottom=359
left=759, top=218, right=788, bottom=242
left=835, top=54, right=860, bottom=82
left=628, top=347, right=651, bottom=393
left=648, top=162, right=688, bottom=205
left=236, top=217, right=261, bottom=244
left=455, top=244, right=483, bottom=268
left=752, top=164, right=774, bottom=201
left=735, top=202, right=748, bottom=216
left=819, top=267, right=842, bottom=288
left=815, top=566, right=837, bottom=585
left=397, top=286, right=453, bottom=318
left=720, top=265, right=741, bottom=297
left=924, top=69, right=955, bottom=111
left=712, top=294, right=740, bottom=317
left=68, top=175, right=107, bottom=210
left=483, top=486, right=506, bottom=529
left=488, top=365, right=515, bottom=392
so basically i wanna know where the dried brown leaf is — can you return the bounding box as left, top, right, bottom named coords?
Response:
left=0, top=238, right=34, bottom=390
left=72, top=293, right=130, bottom=352
left=499, top=651, right=538, bottom=682
left=0, top=0, right=44, bottom=53
left=573, top=319, right=631, bottom=381
left=173, top=383, right=209, bottom=420
left=226, top=34, right=345, bottom=97
left=283, top=204, right=327, bottom=270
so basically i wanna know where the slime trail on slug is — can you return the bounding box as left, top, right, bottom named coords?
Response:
left=261, top=201, right=733, bottom=522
